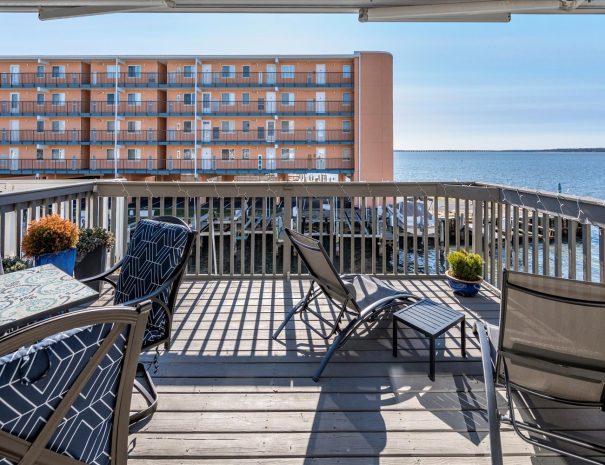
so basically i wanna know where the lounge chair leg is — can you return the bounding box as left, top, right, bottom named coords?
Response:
left=274, top=283, right=318, bottom=339
left=312, top=330, right=347, bottom=382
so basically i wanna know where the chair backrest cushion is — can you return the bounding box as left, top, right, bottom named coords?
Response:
left=0, top=322, right=128, bottom=465
left=499, top=270, right=605, bottom=403
left=114, top=218, right=191, bottom=348
left=286, top=228, right=353, bottom=305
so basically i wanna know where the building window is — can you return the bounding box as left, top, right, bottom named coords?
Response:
left=342, top=147, right=352, bottom=160
left=183, top=121, right=193, bottom=133
left=242, top=148, right=250, bottom=160
left=51, top=66, right=65, bottom=78
left=107, top=120, right=116, bottom=132
left=51, top=120, right=65, bottom=133
left=221, top=148, right=235, bottom=160
left=221, top=93, right=235, bottom=106
left=36, top=148, right=44, bottom=160
left=127, top=121, right=141, bottom=133
left=183, top=65, right=194, bottom=78
left=281, top=93, right=294, bottom=106
left=281, top=120, right=294, bottom=133
left=37, top=94, right=45, bottom=106
left=36, top=120, right=44, bottom=132
left=106, top=65, right=118, bottom=79
left=183, top=148, right=194, bottom=160
left=281, top=148, right=294, bottom=160
left=242, top=120, right=250, bottom=133
left=257, top=126, right=265, bottom=139
left=221, top=65, right=235, bottom=79
left=107, top=148, right=115, bottom=160
left=343, top=65, right=352, bottom=79
left=342, top=120, right=351, bottom=133
left=127, top=148, right=141, bottom=160
left=127, top=65, right=142, bottom=78
left=242, top=93, right=250, bottom=105
left=127, top=93, right=141, bottom=106
left=343, top=92, right=352, bottom=106
left=257, top=98, right=265, bottom=111
left=183, top=93, right=195, bottom=106
left=281, top=65, right=295, bottom=79
left=51, top=93, right=65, bottom=106
left=242, top=65, right=250, bottom=78
left=36, top=66, right=45, bottom=78
left=221, top=121, right=235, bottom=133
left=51, top=148, right=65, bottom=160
left=107, top=93, right=118, bottom=105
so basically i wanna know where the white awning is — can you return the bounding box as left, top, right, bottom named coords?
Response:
left=0, top=0, right=603, bottom=21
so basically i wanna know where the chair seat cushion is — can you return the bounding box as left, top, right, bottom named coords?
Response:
left=113, top=219, right=190, bottom=348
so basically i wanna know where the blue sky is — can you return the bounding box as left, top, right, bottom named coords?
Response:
left=0, top=12, right=604, bottom=150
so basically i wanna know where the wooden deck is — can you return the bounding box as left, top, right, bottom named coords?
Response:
left=114, top=277, right=605, bottom=464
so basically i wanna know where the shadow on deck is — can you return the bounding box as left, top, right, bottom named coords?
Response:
left=111, top=278, right=603, bottom=465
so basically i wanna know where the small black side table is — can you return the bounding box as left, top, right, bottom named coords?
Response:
left=392, top=299, right=466, bottom=380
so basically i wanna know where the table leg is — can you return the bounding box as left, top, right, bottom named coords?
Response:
left=392, top=318, right=398, bottom=357
left=429, top=336, right=435, bottom=381
left=461, top=318, right=466, bottom=357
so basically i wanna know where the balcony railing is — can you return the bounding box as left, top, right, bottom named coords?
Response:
left=0, top=157, right=354, bottom=175
left=0, top=100, right=82, bottom=116
left=0, top=181, right=603, bottom=285
left=0, top=71, right=353, bottom=88
left=0, top=129, right=354, bottom=145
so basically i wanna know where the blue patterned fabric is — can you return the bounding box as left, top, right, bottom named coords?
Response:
left=113, top=219, right=190, bottom=348
left=0, top=323, right=128, bottom=465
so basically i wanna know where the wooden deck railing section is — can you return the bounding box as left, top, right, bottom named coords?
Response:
left=0, top=180, right=604, bottom=287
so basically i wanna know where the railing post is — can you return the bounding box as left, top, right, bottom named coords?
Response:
left=283, top=194, right=292, bottom=279
left=472, top=199, right=484, bottom=265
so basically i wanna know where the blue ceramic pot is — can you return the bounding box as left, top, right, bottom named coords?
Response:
left=35, top=247, right=77, bottom=276
left=445, top=270, right=482, bottom=297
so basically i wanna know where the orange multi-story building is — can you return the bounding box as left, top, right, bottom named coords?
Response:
left=0, top=53, right=393, bottom=181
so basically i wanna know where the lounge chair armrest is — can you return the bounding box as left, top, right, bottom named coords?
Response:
left=477, top=321, right=503, bottom=465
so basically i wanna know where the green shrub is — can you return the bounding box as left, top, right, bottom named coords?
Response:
left=2, top=256, right=28, bottom=273
left=447, top=250, right=483, bottom=281
left=76, top=227, right=115, bottom=261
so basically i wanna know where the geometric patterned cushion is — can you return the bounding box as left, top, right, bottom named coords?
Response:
left=0, top=322, right=128, bottom=465
left=113, top=219, right=190, bottom=349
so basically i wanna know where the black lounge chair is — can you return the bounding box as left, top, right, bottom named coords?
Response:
left=82, top=216, right=196, bottom=426
left=273, top=227, right=417, bottom=381
left=477, top=269, right=605, bottom=465
left=0, top=305, right=148, bottom=465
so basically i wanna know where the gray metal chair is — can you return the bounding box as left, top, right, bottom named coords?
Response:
left=273, top=227, right=417, bottom=381
left=0, top=305, right=148, bottom=465
left=477, top=269, right=605, bottom=465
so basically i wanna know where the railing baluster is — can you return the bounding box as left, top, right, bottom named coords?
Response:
left=261, top=196, right=267, bottom=276
left=360, top=197, right=366, bottom=274
left=412, top=197, right=418, bottom=275
left=464, top=199, right=470, bottom=250
left=250, top=196, right=256, bottom=276
left=489, top=202, right=496, bottom=285
left=349, top=198, right=355, bottom=274
left=240, top=197, right=246, bottom=276
left=273, top=195, right=279, bottom=277
left=443, top=196, right=449, bottom=274
left=555, top=216, right=563, bottom=278
left=230, top=196, right=235, bottom=277
left=512, top=206, right=519, bottom=272
left=339, top=196, right=345, bottom=274
left=403, top=196, right=408, bottom=274
left=208, top=197, right=214, bottom=275
left=423, top=196, right=429, bottom=275
left=433, top=196, right=439, bottom=275
left=599, top=227, right=605, bottom=284
left=219, top=197, right=224, bottom=276
left=195, top=196, right=201, bottom=277
left=393, top=194, right=399, bottom=276
left=532, top=210, right=539, bottom=275
left=569, top=219, right=577, bottom=280
left=381, top=196, right=387, bottom=274
left=583, top=223, right=592, bottom=282
left=371, top=196, right=377, bottom=275
left=543, top=212, right=550, bottom=277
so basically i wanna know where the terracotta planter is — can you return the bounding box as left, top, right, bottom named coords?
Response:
left=445, top=269, right=482, bottom=297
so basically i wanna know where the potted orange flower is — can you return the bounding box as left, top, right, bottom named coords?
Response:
left=22, top=214, right=80, bottom=275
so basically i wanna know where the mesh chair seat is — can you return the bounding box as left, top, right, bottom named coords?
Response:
left=343, top=274, right=408, bottom=313
left=477, top=269, right=605, bottom=465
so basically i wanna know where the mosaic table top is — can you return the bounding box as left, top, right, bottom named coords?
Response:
left=0, top=264, right=98, bottom=334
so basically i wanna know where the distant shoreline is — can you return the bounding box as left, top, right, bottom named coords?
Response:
left=395, top=148, right=605, bottom=153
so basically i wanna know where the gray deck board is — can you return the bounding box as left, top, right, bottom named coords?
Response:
left=114, top=278, right=605, bottom=463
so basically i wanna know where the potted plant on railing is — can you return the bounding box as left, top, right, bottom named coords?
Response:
left=445, top=250, right=483, bottom=297
left=74, top=227, right=114, bottom=291
left=22, top=214, right=79, bottom=276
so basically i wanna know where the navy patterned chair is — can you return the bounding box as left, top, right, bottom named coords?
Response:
left=0, top=305, right=148, bottom=465
left=82, top=216, right=196, bottom=426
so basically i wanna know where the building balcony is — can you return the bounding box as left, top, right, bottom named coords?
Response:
left=0, top=71, right=353, bottom=89
left=0, top=100, right=82, bottom=116
left=0, top=180, right=603, bottom=463
left=0, top=157, right=354, bottom=175
left=0, top=129, right=85, bottom=145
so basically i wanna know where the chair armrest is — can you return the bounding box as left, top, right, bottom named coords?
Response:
left=80, top=259, right=123, bottom=290
left=476, top=321, right=503, bottom=465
